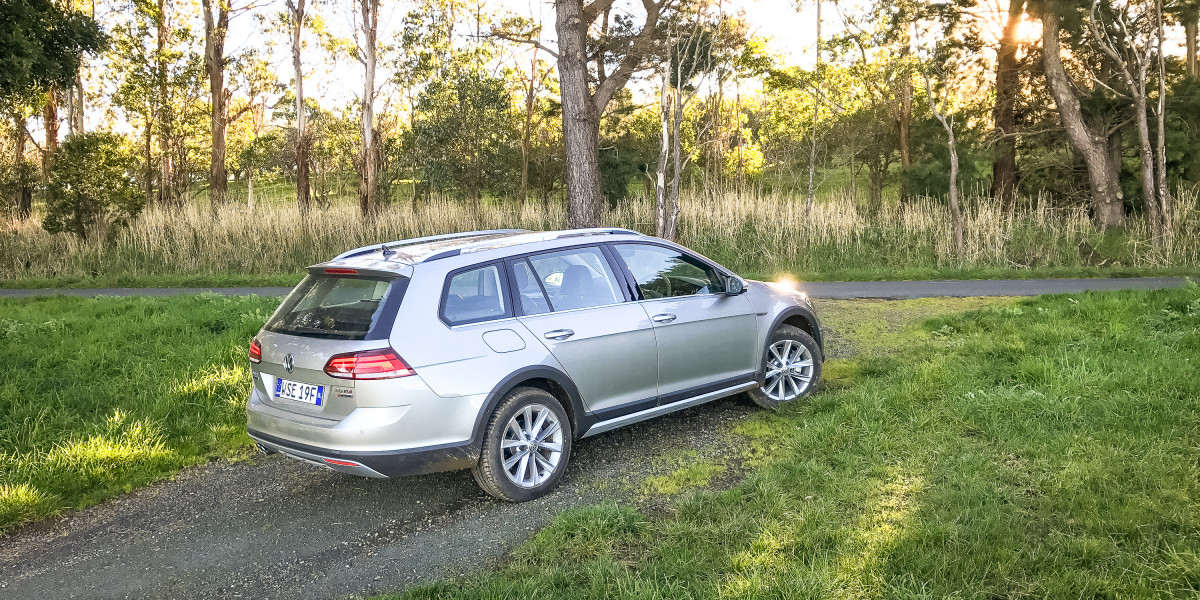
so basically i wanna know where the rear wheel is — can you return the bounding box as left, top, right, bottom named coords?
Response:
left=748, top=325, right=822, bottom=409
left=472, top=387, right=572, bottom=502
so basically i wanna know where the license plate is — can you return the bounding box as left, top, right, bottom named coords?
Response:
left=274, top=377, right=324, bottom=406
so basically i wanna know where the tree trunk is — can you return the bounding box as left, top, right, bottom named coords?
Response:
left=992, top=0, right=1025, bottom=206
left=896, top=79, right=912, bottom=204
left=156, top=0, right=174, bottom=207
left=143, top=118, right=155, bottom=206
left=42, top=87, right=59, bottom=184
left=556, top=0, right=604, bottom=228
left=805, top=0, right=821, bottom=216
left=1187, top=19, right=1198, bottom=78
left=13, top=113, right=31, bottom=220
left=655, top=78, right=671, bottom=237
left=358, top=0, right=380, bottom=218
left=1133, top=92, right=1162, bottom=238
left=1041, top=11, right=1125, bottom=228
left=73, top=71, right=85, bottom=133
left=204, top=0, right=230, bottom=217
left=1156, top=0, right=1173, bottom=237
left=288, top=0, right=311, bottom=214
left=519, top=48, right=539, bottom=206
left=247, top=172, right=255, bottom=210
left=666, top=79, right=684, bottom=241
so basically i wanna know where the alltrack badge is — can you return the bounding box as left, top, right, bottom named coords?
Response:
left=283, top=353, right=295, bottom=373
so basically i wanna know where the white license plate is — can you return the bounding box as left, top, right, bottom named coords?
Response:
left=274, top=378, right=324, bottom=405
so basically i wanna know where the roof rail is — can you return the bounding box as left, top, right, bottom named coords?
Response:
left=333, top=229, right=528, bottom=260
left=419, top=227, right=644, bottom=263
left=554, top=227, right=642, bottom=239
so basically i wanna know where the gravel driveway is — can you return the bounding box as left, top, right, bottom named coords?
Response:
left=0, top=397, right=755, bottom=599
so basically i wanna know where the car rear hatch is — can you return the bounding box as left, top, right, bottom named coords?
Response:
left=251, top=268, right=410, bottom=422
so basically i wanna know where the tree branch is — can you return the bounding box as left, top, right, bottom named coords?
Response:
left=489, top=31, right=559, bottom=59
left=592, top=0, right=669, bottom=112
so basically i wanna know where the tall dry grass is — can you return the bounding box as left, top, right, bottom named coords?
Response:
left=3, top=189, right=1199, bottom=281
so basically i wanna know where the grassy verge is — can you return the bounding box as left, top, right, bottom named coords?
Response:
left=0, top=294, right=281, bottom=533
left=390, top=287, right=1200, bottom=598
left=0, top=273, right=304, bottom=290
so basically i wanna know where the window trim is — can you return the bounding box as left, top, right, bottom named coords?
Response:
left=606, top=241, right=732, bottom=302
left=438, top=261, right=514, bottom=327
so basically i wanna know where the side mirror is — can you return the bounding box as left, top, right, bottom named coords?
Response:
left=725, top=276, right=746, bottom=296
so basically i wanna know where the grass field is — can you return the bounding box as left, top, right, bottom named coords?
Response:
left=388, top=286, right=1200, bottom=599
left=4, top=188, right=1200, bottom=287
left=0, top=294, right=280, bottom=533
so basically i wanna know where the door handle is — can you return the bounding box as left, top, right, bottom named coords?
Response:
left=544, top=329, right=575, bottom=341
left=652, top=313, right=677, bottom=323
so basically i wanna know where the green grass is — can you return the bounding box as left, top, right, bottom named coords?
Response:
left=0, top=294, right=281, bottom=533
left=389, top=287, right=1200, bottom=599
left=0, top=273, right=304, bottom=290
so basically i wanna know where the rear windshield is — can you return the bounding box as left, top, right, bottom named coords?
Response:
left=263, top=275, right=405, bottom=340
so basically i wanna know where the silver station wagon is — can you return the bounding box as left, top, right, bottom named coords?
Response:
left=247, top=228, right=823, bottom=501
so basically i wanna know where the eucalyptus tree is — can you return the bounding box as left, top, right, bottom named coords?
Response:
left=202, top=0, right=263, bottom=215
left=1087, top=0, right=1174, bottom=241
left=654, top=8, right=718, bottom=240
left=1037, top=1, right=1126, bottom=227
left=0, top=0, right=103, bottom=218
left=283, top=0, right=312, bottom=212
left=554, top=0, right=676, bottom=227
left=354, top=0, right=382, bottom=217
left=992, top=0, right=1027, bottom=205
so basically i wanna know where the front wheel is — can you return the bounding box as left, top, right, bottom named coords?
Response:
left=748, top=325, right=822, bottom=409
left=472, top=387, right=572, bottom=502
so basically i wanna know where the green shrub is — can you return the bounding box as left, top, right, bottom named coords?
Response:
left=42, top=131, right=143, bottom=239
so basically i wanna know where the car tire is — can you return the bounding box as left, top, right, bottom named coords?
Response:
left=472, top=387, right=572, bottom=502
left=748, top=325, right=822, bottom=409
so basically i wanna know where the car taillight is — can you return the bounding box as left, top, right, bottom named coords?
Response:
left=249, top=338, right=262, bottom=364
left=323, top=348, right=414, bottom=379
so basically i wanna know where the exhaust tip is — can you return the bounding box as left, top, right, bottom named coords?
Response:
left=255, top=442, right=277, bottom=455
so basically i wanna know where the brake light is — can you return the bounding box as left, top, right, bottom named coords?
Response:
left=323, top=348, right=414, bottom=379
left=324, top=268, right=358, bottom=275
left=249, top=338, right=262, bottom=363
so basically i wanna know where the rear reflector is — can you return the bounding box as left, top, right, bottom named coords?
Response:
left=324, top=268, right=358, bottom=275
left=249, top=338, right=262, bottom=363
left=323, top=458, right=360, bottom=467
left=323, top=348, right=415, bottom=379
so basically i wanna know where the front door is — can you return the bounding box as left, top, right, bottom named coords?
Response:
left=612, top=243, right=759, bottom=402
left=512, top=246, right=659, bottom=414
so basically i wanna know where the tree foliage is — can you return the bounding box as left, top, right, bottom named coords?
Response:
left=42, top=132, right=144, bottom=239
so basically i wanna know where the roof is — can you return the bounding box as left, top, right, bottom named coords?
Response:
left=324, top=227, right=644, bottom=269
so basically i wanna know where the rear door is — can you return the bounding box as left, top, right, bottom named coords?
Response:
left=611, top=243, right=758, bottom=402
left=254, top=274, right=405, bottom=420
left=512, top=246, right=660, bottom=415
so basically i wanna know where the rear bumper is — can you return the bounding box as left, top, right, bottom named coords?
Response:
left=249, top=428, right=479, bottom=478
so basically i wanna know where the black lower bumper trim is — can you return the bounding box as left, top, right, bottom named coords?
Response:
left=247, top=429, right=479, bottom=478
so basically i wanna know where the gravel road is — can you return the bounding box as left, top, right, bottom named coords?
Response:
left=0, top=398, right=755, bottom=600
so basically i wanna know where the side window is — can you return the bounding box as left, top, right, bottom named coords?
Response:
left=510, top=259, right=551, bottom=316
left=526, top=247, right=623, bottom=311
left=615, top=244, right=726, bottom=298
left=442, top=264, right=510, bottom=325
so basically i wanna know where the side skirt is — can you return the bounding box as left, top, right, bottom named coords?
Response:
left=580, top=381, right=758, bottom=438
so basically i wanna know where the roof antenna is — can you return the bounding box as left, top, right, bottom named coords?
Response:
left=381, top=243, right=396, bottom=259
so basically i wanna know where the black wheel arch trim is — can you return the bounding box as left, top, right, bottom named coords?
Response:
left=470, top=365, right=589, bottom=446
left=767, top=306, right=824, bottom=358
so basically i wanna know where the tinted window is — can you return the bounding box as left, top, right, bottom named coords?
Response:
left=511, top=259, right=552, bottom=316
left=264, top=275, right=399, bottom=340
left=615, top=244, right=726, bottom=298
left=443, top=264, right=509, bottom=325
left=527, top=247, right=623, bottom=311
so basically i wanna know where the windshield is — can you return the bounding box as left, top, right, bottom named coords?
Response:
left=263, top=275, right=405, bottom=340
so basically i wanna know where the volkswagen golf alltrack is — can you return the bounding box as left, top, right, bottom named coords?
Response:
left=247, top=228, right=823, bottom=501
